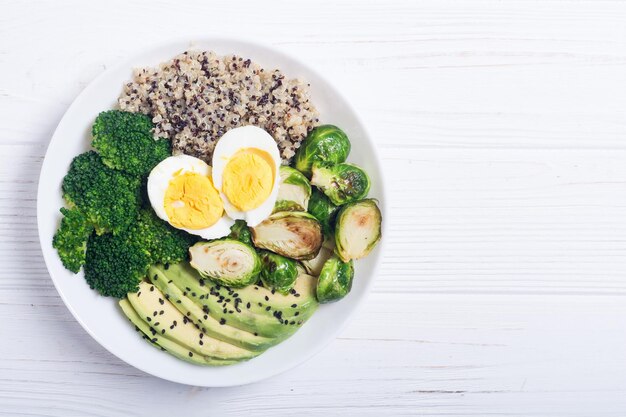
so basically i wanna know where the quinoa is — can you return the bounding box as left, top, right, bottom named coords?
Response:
left=118, top=50, right=319, bottom=163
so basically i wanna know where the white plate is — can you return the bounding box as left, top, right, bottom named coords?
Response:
left=37, top=39, right=386, bottom=387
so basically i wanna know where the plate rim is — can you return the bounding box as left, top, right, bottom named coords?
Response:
left=36, top=37, right=388, bottom=387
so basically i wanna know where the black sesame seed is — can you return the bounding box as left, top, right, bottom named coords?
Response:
left=189, top=352, right=193, bottom=357
left=246, top=302, right=251, bottom=309
left=265, top=296, right=269, bottom=301
left=159, top=298, right=165, bottom=305
left=146, top=316, right=152, bottom=322
left=291, top=304, right=297, bottom=308
left=220, top=318, right=226, bottom=325
left=254, top=332, right=258, bottom=336
left=150, top=286, right=154, bottom=292
left=265, top=306, right=271, bottom=311
left=164, top=263, right=170, bottom=270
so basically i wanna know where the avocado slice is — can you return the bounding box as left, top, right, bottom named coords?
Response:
left=156, top=263, right=293, bottom=338
left=158, top=263, right=318, bottom=338
left=118, top=299, right=237, bottom=366
left=128, top=281, right=258, bottom=361
left=148, top=266, right=276, bottom=352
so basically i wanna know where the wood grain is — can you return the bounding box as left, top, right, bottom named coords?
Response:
left=2, top=0, right=626, bottom=415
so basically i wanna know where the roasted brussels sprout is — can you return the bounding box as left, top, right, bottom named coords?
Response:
left=229, top=220, right=253, bottom=246
left=274, top=166, right=312, bottom=213
left=189, top=239, right=262, bottom=288
left=294, top=125, right=351, bottom=176
left=311, top=163, right=370, bottom=206
left=259, top=251, right=299, bottom=294
left=316, top=255, right=354, bottom=303
left=307, top=189, right=339, bottom=237
left=251, top=211, right=323, bottom=260
left=335, top=199, right=382, bottom=262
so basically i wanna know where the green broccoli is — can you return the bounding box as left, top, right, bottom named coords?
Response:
left=127, top=209, right=197, bottom=265
left=52, top=207, right=94, bottom=273
left=62, top=151, right=141, bottom=235
left=84, top=232, right=151, bottom=298
left=92, top=110, right=171, bottom=176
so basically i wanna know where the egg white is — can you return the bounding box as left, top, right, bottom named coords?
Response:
left=147, top=155, right=234, bottom=240
left=211, top=126, right=281, bottom=227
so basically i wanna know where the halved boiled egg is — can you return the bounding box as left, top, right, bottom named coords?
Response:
left=148, top=154, right=234, bottom=239
left=211, top=126, right=281, bottom=227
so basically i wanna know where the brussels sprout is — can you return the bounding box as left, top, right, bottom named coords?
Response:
left=294, top=125, right=351, bottom=176
left=259, top=251, right=299, bottom=294
left=316, top=255, right=354, bottom=303
left=335, top=199, right=382, bottom=262
left=307, top=189, right=339, bottom=237
left=310, top=163, right=370, bottom=206
left=229, top=220, right=253, bottom=246
left=189, top=239, right=262, bottom=288
left=301, top=244, right=333, bottom=277
left=251, top=211, right=323, bottom=260
left=273, top=166, right=312, bottom=213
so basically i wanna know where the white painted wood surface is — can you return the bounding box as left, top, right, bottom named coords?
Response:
left=2, top=0, right=626, bottom=415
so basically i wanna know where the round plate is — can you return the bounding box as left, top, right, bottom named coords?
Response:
left=37, top=39, right=386, bottom=387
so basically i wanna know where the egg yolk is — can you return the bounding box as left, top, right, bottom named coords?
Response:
left=164, top=171, right=223, bottom=230
left=222, top=149, right=275, bottom=211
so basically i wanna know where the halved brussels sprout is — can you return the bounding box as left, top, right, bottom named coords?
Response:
left=302, top=244, right=333, bottom=277
left=189, top=239, right=261, bottom=288
left=335, top=199, right=382, bottom=262
left=251, top=211, right=323, bottom=260
left=316, top=255, right=354, bottom=303
left=310, top=163, right=370, bottom=206
left=259, top=250, right=298, bottom=294
left=294, top=125, right=351, bottom=176
left=229, top=220, right=253, bottom=246
left=307, top=189, right=339, bottom=237
left=273, top=166, right=312, bottom=213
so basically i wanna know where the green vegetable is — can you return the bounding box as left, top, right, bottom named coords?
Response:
left=84, top=232, right=151, bottom=298
left=251, top=211, right=323, bottom=260
left=127, top=209, right=196, bottom=265
left=307, top=189, right=339, bottom=237
left=316, top=255, right=354, bottom=303
left=91, top=110, right=171, bottom=176
left=294, top=125, right=351, bottom=176
left=62, top=151, right=141, bottom=235
left=52, top=207, right=94, bottom=273
left=273, top=166, right=311, bottom=213
left=335, top=199, right=382, bottom=262
left=229, top=220, right=253, bottom=246
left=259, top=251, right=298, bottom=294
left=310, top=163, right=370, bottom=206
left=189, top=239, right=262, bottom=288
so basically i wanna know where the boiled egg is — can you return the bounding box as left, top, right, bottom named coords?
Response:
left=211, top=126, right=281, bottom=227
left=148, top=155, right=234, bottom=239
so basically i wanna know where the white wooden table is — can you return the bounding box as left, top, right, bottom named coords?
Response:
left=3, top=1, right=626, bottom=415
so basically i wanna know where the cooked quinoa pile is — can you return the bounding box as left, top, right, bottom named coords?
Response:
left=118, top=50, right=319, bottom=163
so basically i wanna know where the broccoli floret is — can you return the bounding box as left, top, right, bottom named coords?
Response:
left=84, top=232, right=151, bottom=298
left=127, top=209, right=197, bottom=265
left=52, top=207, right=94, bottom=273
left=92, top=110, right=171, bottom=175
left=62, top=151, right=141, bottom=235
